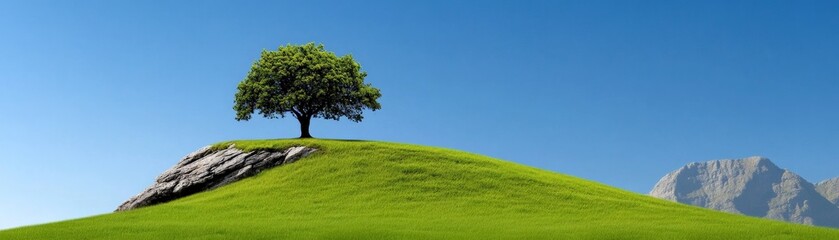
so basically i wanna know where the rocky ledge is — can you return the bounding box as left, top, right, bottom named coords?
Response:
left=116, top=145, right=317, bottom=211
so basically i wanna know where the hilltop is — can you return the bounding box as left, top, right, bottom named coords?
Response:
left=2, top=139, right=838, bottom=239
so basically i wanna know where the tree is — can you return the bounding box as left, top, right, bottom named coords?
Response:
left=233, top=43, right=382, bottom=138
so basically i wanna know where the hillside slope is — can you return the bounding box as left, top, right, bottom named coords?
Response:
left=2, top=139, right=838, bottom=239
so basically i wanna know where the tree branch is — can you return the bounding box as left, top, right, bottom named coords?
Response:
left=290, top=108, right=302, bottom=119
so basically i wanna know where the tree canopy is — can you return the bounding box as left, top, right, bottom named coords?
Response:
left=234, top=43, right=382, bottom=138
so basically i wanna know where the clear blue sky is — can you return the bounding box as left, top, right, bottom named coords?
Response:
left=2, top=0, right=839, bottom=229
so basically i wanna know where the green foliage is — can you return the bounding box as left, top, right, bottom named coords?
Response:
left=234, top=43, right=381, bottom=137
left=3, top=139, right=839, bottom=239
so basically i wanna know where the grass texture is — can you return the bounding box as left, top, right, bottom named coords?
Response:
left=2, top=139, right=838, bottom=239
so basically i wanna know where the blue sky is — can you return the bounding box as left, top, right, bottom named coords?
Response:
left=2, top=0, right=839, bottom=229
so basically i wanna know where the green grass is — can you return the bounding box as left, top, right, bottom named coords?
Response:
left=2, top=139, right=838, bottom=239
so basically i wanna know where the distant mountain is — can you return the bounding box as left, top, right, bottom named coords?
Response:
left=650, top=156, right=839, bottom=228
left=817, top=177, right=839, bottom=208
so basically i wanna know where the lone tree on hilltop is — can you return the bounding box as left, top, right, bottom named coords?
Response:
left=234, top=43, right=382, bottom=138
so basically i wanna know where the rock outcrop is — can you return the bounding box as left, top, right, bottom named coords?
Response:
left=817, top=178, right=839, bottom=208
left=116, top=145, right=317, bottom=211
left=650, top=156, right=839, bottom=228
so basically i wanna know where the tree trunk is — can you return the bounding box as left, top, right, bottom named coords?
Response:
left=298, top=116, right=313, bottom=138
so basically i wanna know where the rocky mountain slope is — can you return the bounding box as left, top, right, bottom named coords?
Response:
left=817, top=178, right=839, bottom=208
left=650, top=156, right=839, bottom=228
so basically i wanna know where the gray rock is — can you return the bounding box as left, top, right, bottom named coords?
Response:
left=116, top=145, right=317, bottom=211
left=650, top=156, right=839, bottom=228
left=816, top=177, right=839, bottom=207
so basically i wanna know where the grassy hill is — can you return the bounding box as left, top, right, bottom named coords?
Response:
left=2, top=139, right=838, bottom=239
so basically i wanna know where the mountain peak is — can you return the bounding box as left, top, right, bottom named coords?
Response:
left=743, top=155, right=771, bottom=164
left=816, top=177, right=839, bottom=207
left=817, top=177, right=839, bottom=186
left=651, top=156, right=839, bottom=228
left=682, top=156, right=776, bottom=170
